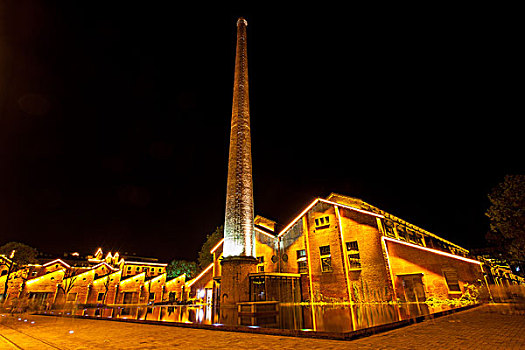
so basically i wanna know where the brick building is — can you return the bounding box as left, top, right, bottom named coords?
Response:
left=193, top=193, right=488, bottom=304
left=0, top=249, right=190, bottom=309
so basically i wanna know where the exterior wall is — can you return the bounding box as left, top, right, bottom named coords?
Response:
left=165, top=274, right=186, bottom=302
left=59, top=270, right=95, bottom=304
left=118, top=272, right=146, bottom=304
left=122, top=263, right=166, bottom=278
left=339, top=207, right=393, bottom=302
left=305, top=202, right=346, bottom=302
left=87, top=271, right=122, bottom=304
left=280, top=219, right=306, bottom=275
left=145, top=274, right=166, bottom=303
left=254, top=230, right=278, bottom=273
left=386, top=239, right=484, bottom=301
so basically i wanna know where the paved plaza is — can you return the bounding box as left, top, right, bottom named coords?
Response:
left=0, top=304, right=524, bottom=349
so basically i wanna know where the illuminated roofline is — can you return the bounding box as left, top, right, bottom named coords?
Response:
left=119, top=271, right=146, bottom=285
left=63, top=268, right=94, bottom=281
left=329, top=193, right=469, bottom=253
left=166, top=273, right=185, bottom=285
left=145, top=272, right=166, bottom=285
left=186, top=263, right=213, bottom=288
left=382, top=236, right=481, bottom=265
left=255, top=227, right=278, bottom=240
left=42, top=259, right=71, bottom=269
left=26, top=269, right=65, bottom=285
left=277, top=198, right=383, bottom=238
left=92, top=262, right=119, bottom=272
left=92, top=270, right=121, bottom=285
left=209, top=227, right=275, bottom=255
left=277, top=199, right=320, bottom=238
left=318, top=198, right=384, bottom=218
left=210, top=238, right=225, bottom=254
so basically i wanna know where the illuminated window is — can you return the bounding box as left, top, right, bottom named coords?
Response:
left=443, top=269, right=461, bottom=292
left=315, top=216, right=330, bottom=229
left=296, top=249, right=307, bottom=273
left=319, top=245, right=332, bottom=272
left=346, top=241, right=361, bottom=269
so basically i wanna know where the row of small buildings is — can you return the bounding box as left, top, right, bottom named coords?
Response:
left=1, top=193, right=523, bottom=309
left=0, top=249, right=188, bottom=308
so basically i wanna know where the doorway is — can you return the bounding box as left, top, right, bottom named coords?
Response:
left=399, top=274, right=426, bottom=302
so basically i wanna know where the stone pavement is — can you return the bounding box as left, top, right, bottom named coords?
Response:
left=0, top=304, right=523, bottom=349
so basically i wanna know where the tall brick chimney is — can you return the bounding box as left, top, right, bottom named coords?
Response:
left=220, top=17, right=258, bottom=308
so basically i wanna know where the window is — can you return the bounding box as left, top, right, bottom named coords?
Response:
left=397, top=226, right=408, bottom=241
left=315, top=216, right=330, bottom=229
left=97, top=292, right=105, bottom=302
left=298, top=260, right=308, bottom=273
left=383, top=221, right=396, bottom=238
left=150, top=267, right=154, bottom=272
left=319, top=245, right=332, bottom=272
left=158, top=268, right=162, bottom=272
left=66, top=293, right=77, bottom=302
left=346, top=241, right=361, bottom=269
left=257, top=256, right=264, bottom=264
left=149, top=292, right=155, bottom=300
left=296, top=249, right=307, bottom=273
left=443, top=269, right=461, bottom=292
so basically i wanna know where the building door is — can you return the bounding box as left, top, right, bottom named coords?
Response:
left=399, top=274, right=426, bottom=302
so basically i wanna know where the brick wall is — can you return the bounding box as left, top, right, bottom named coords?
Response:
left=386, top=239, right=484, bottom=300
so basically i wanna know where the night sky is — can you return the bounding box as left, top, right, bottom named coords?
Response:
left=0, top=3, right=521, bottom=263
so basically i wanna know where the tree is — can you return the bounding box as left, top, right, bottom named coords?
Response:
left=0, top=242, right=38, bottom=267
left=485, top=175, right=525, bottom=270
left=0, top=242, right=38, bottom=302
left=167, top=260, right=197, bottom=280
left=197, top=225, right=223, bottom=270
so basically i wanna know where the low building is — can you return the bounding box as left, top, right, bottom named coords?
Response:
left=190, top=193, right=488, bottom=304
left=0, top=249, right=182, bottom=309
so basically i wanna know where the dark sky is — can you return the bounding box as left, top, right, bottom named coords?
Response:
left=0, top=3, right=521, bottom=262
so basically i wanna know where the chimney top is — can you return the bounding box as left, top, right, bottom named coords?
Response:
left=237, top=17, right=248, bottom=27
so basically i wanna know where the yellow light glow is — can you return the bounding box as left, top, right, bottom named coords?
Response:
left=254, top=227, right=277, bottom=240
left=278, top=199, right=320, bottom=238
left=42, top=259, right=71, bottom=268
left=210, top=239, right=225, bottom=254
left=302, top=216, right=316, bottom=331
left=186, top=263, right=213, bottom=288
left=335, top=206, right=353, bottom=303
left=119, top=272, right=146, bottom=286
left=382, top=237, right=481, bottom=265
left=92, top=262, right=119, bottom=272
left=318, top=198, right=384, bottom=218
left=26, top=269, right=65, bottom=285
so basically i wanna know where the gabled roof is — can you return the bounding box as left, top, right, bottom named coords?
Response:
left=42, top=259, right=71, bottom=269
